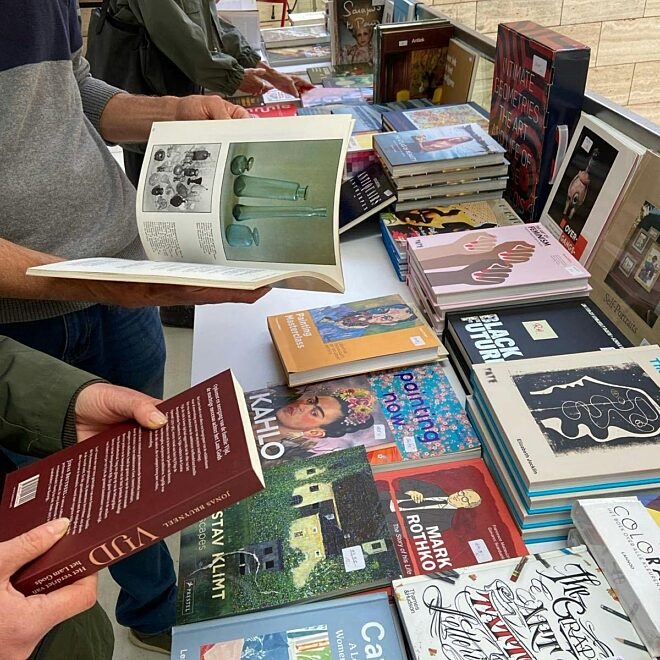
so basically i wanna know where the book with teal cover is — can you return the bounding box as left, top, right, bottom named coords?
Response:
left=172, top=592, right=407, bottom=659
left=176, top=446, right=401, bottom=624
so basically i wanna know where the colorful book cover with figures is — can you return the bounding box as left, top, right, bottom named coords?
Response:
left=383, top=102, right=489, bottom=132
left=330, top=0, right=383, bottom=66
left=243, top=362, right=479, bottom=468
left=471, top=345, right=660, bottom=492
left=489, top=21, right=590, bottom=222
left=394, top=547, right=654, bottom=659
left=408, top=223, right=589, bottom=299
left=172, top=592, right=407, bottom=660
left=176, top=446, right=401, bottom=624
left=375, top=458, right=527, bottom=577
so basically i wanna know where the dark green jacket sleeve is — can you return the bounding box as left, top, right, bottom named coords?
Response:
left=115, top=0, right=261, bottom=95
left=0, top=337, right=98, bottom=457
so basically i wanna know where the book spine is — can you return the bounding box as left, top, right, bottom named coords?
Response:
left=13, top=470, right=263, bottom=596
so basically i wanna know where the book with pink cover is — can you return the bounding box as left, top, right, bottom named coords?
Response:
left=407, top=223, right=590, bottom=301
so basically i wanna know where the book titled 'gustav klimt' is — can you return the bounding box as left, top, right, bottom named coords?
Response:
left=268, top=294, right=445, bottom=386
left=0, top=370, right=265, bottom=596
left=394, top=546, right=654, bottom=659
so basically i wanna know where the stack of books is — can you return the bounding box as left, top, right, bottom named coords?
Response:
left=379, top=198, right=522, bottom=280
left=406, top=223, right=592, bottom=334
left=373, top=123, right=509, bottom=212
left=466, top=345, right=660, bottom=543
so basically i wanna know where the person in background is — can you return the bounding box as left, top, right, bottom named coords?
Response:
left=0, top=1, right=267, bottom=653
left=0, top=335, right=174, bottom=659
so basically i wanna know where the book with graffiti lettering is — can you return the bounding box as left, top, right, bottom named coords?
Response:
left=472, top=345, right=660, bottom=493
left=176, top=446, right=401, bottom=624
left=394, top=546, right=654, bottom=659
left=244, top=362, right=479, bottom=469
left=375, top=458, right=526, bottom=577
left=489, top=22, right=590, bottom=222
left=172, top=591, right=408, bottom=660
left=268, top=294, right=444, bottom=386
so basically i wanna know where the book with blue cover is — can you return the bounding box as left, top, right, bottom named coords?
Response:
left=172, top=591, right=407, bottom=660
left=374, top=123, right=506, bottom=177
left=298, top=102, right=382, bottom=133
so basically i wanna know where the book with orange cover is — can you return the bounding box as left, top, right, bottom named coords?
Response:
left=268, top=294, right=446, bottom=386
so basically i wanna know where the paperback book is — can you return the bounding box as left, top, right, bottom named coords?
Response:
left=297, top=102, right=382, bottom=133
left=307, top=63, right=373, bottom=85
left=244, top=362, right=479, bottom=468
left=375, top=458, right=527, bottom=577
left=440, top=38, right=480, bottom=104
left=267, top=294, right=445, bottom=385
left=374, top=122, right=507, bottom=177
left=373, top=20, right=454, bottom=104
left=172, top=592, right=408, bottom=660
left=472, top=345, right=660, bottom=493
left=394, top=547, right=654, bottom=659
left=382, top=101, right=489, bottom=132
left=0, top=370, right=265, bottom=596
left=588, top=150, right=660, bottom=346
left=301, top=87, right=373, bottom=107
left=27, top=116, right=352, bottom=293
left=339, top=162, right=396, bottom=233
left=540, top=113, right=645, bottom=264
left=329, top=0, right=384, bottom=66
left=261, top=24, right=330, bottom=48
left=176, top=446, right=401, bottom=623
left=266, top=44, right=331, bottom=66
left=322, top=74, right=374, bottom=88
left=489, top=22, right=590, bottom=222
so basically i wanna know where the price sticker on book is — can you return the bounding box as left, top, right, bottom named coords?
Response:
left=403, top=436, right=417, bottom=453
left=532, top=55, right=547, bottom=77
left=342, top=546, right=366, bottom=572
left=468, top=539, right=493, bottom=563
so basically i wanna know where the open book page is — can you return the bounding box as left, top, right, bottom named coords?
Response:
left=28, top=116, right=352, bottom=292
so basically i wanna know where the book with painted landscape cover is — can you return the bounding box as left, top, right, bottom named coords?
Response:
left=382, top=101, right=489, bottom=132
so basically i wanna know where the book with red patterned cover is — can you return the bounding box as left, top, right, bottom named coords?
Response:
left=0, top=370, right=264, bottom=596
left=375, top=458, right=527, bottom=576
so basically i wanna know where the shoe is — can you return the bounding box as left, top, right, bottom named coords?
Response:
left=128, top=628, right=172, bottom=655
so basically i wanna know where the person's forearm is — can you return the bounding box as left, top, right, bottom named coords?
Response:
left=98, top=93, right=181, bottom=144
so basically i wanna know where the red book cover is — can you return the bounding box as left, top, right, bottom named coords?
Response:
left=0, top=370, right=264, bottom=595
left=375, top=458, right=527, bottom=576
left=247, top=102, right=300, bottom=118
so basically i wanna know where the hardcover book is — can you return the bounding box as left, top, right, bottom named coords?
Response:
left=373, top=20, right=454, bottom=104
left=382, top=101, right=489, bottom=132
left=329, top=0, right=384, bottom=66
left=374, top=122, right=506, bottom=177
left=172, top=592, right=408, bottom=660
left=489, top=22, right=590, bottom=222
left=297, top=102, right=382, bottom=133
left=440, top=39, right=480, bottom=105
left=0, top=370, right=265, bottom=596
left=266, top=44, right=331, bottom=66
left=267, top=294, right=445, bottom=385
left=27, top=116, right=352, bottom=293
left=244, top=362, right=479, bottom=468
left=588, top=150, right=660, bottom=346
left=375, top=458, right=527, bottom=577
left=246, top=102, right=300, bottom=118
left=261, top=24, right=330, bottom=48
left=301, top=87, right=373, bottom=107
left=572, top=497, right=660, bottom=655
left=176, top=446, right=401, bottom=623
left=540, top=113, right=645, bottom=264
left=307, top=62, right=373, bottom=85
left=339, top=163, right=396, bottom=233
left=322, top=74, right=374, bottom=88
left=394, top=547, right=654, bottom=659
left=471, top=345, right=660, bottom=493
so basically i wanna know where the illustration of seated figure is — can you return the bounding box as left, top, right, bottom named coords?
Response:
left=341, top=14, right=376, bottom=65
left=380, top=478, right=481, bottom=532
left=312, top=302, right=416, bottom=341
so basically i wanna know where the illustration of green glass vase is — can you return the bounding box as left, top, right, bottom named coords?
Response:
left=232, top=205, right=327, bottom=221
left=233, top=175, right=308, bottom=201
left=230, top=155, right=254, bottom=175
left=225, top=224, right=260, bottom=247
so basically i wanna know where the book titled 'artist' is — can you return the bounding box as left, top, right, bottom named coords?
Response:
left=0, top=370, right=265, bottom=596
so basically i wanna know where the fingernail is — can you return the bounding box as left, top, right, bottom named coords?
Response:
left=48, top=518, right=70, bottom=538
left=149, top=411, right=168, bottom=427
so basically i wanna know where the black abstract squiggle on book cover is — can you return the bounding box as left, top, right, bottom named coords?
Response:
left=513, top=363, right=660, bottom=455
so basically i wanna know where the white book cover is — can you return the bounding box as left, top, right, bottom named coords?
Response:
left=394, top=546, right=653, bottom=659
left=572, top=497, right=660, bottom=655
left=540, top=113, right=645, bottom=266
left=472, top=345, right=660, bottom=493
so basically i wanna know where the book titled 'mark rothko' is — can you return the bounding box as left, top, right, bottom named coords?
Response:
left=0, top=370, right=264, bottom=596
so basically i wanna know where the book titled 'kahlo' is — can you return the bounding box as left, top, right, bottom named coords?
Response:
left=0, top=370, right=265, bottom=596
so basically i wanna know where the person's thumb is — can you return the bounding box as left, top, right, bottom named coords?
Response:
left=0, top=518, right=70, bottom=582
left=101, top=386, right=168, bottom=430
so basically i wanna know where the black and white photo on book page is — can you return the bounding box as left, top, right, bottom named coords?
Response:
left=25, top=117, right=353, bottom=292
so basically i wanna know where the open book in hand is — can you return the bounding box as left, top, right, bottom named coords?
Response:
left=27, top=116, right=353, bottom=292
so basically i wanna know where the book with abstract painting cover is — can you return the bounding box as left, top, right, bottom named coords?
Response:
left=472, top=345, right=660, bottom=493
left=375, top=458, right=527, bottom=577
left=394, top=546, right=654, bottom=659
left=172, top=591, right=407, bottom=660
left=382, top=102, right=489, bottom=132
left=176, top=446, right=401, bottom=624
left=244, top=362, right=479, bottom=469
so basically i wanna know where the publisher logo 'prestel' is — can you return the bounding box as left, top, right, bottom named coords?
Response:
left=182, top=580, right=195, bottom=615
